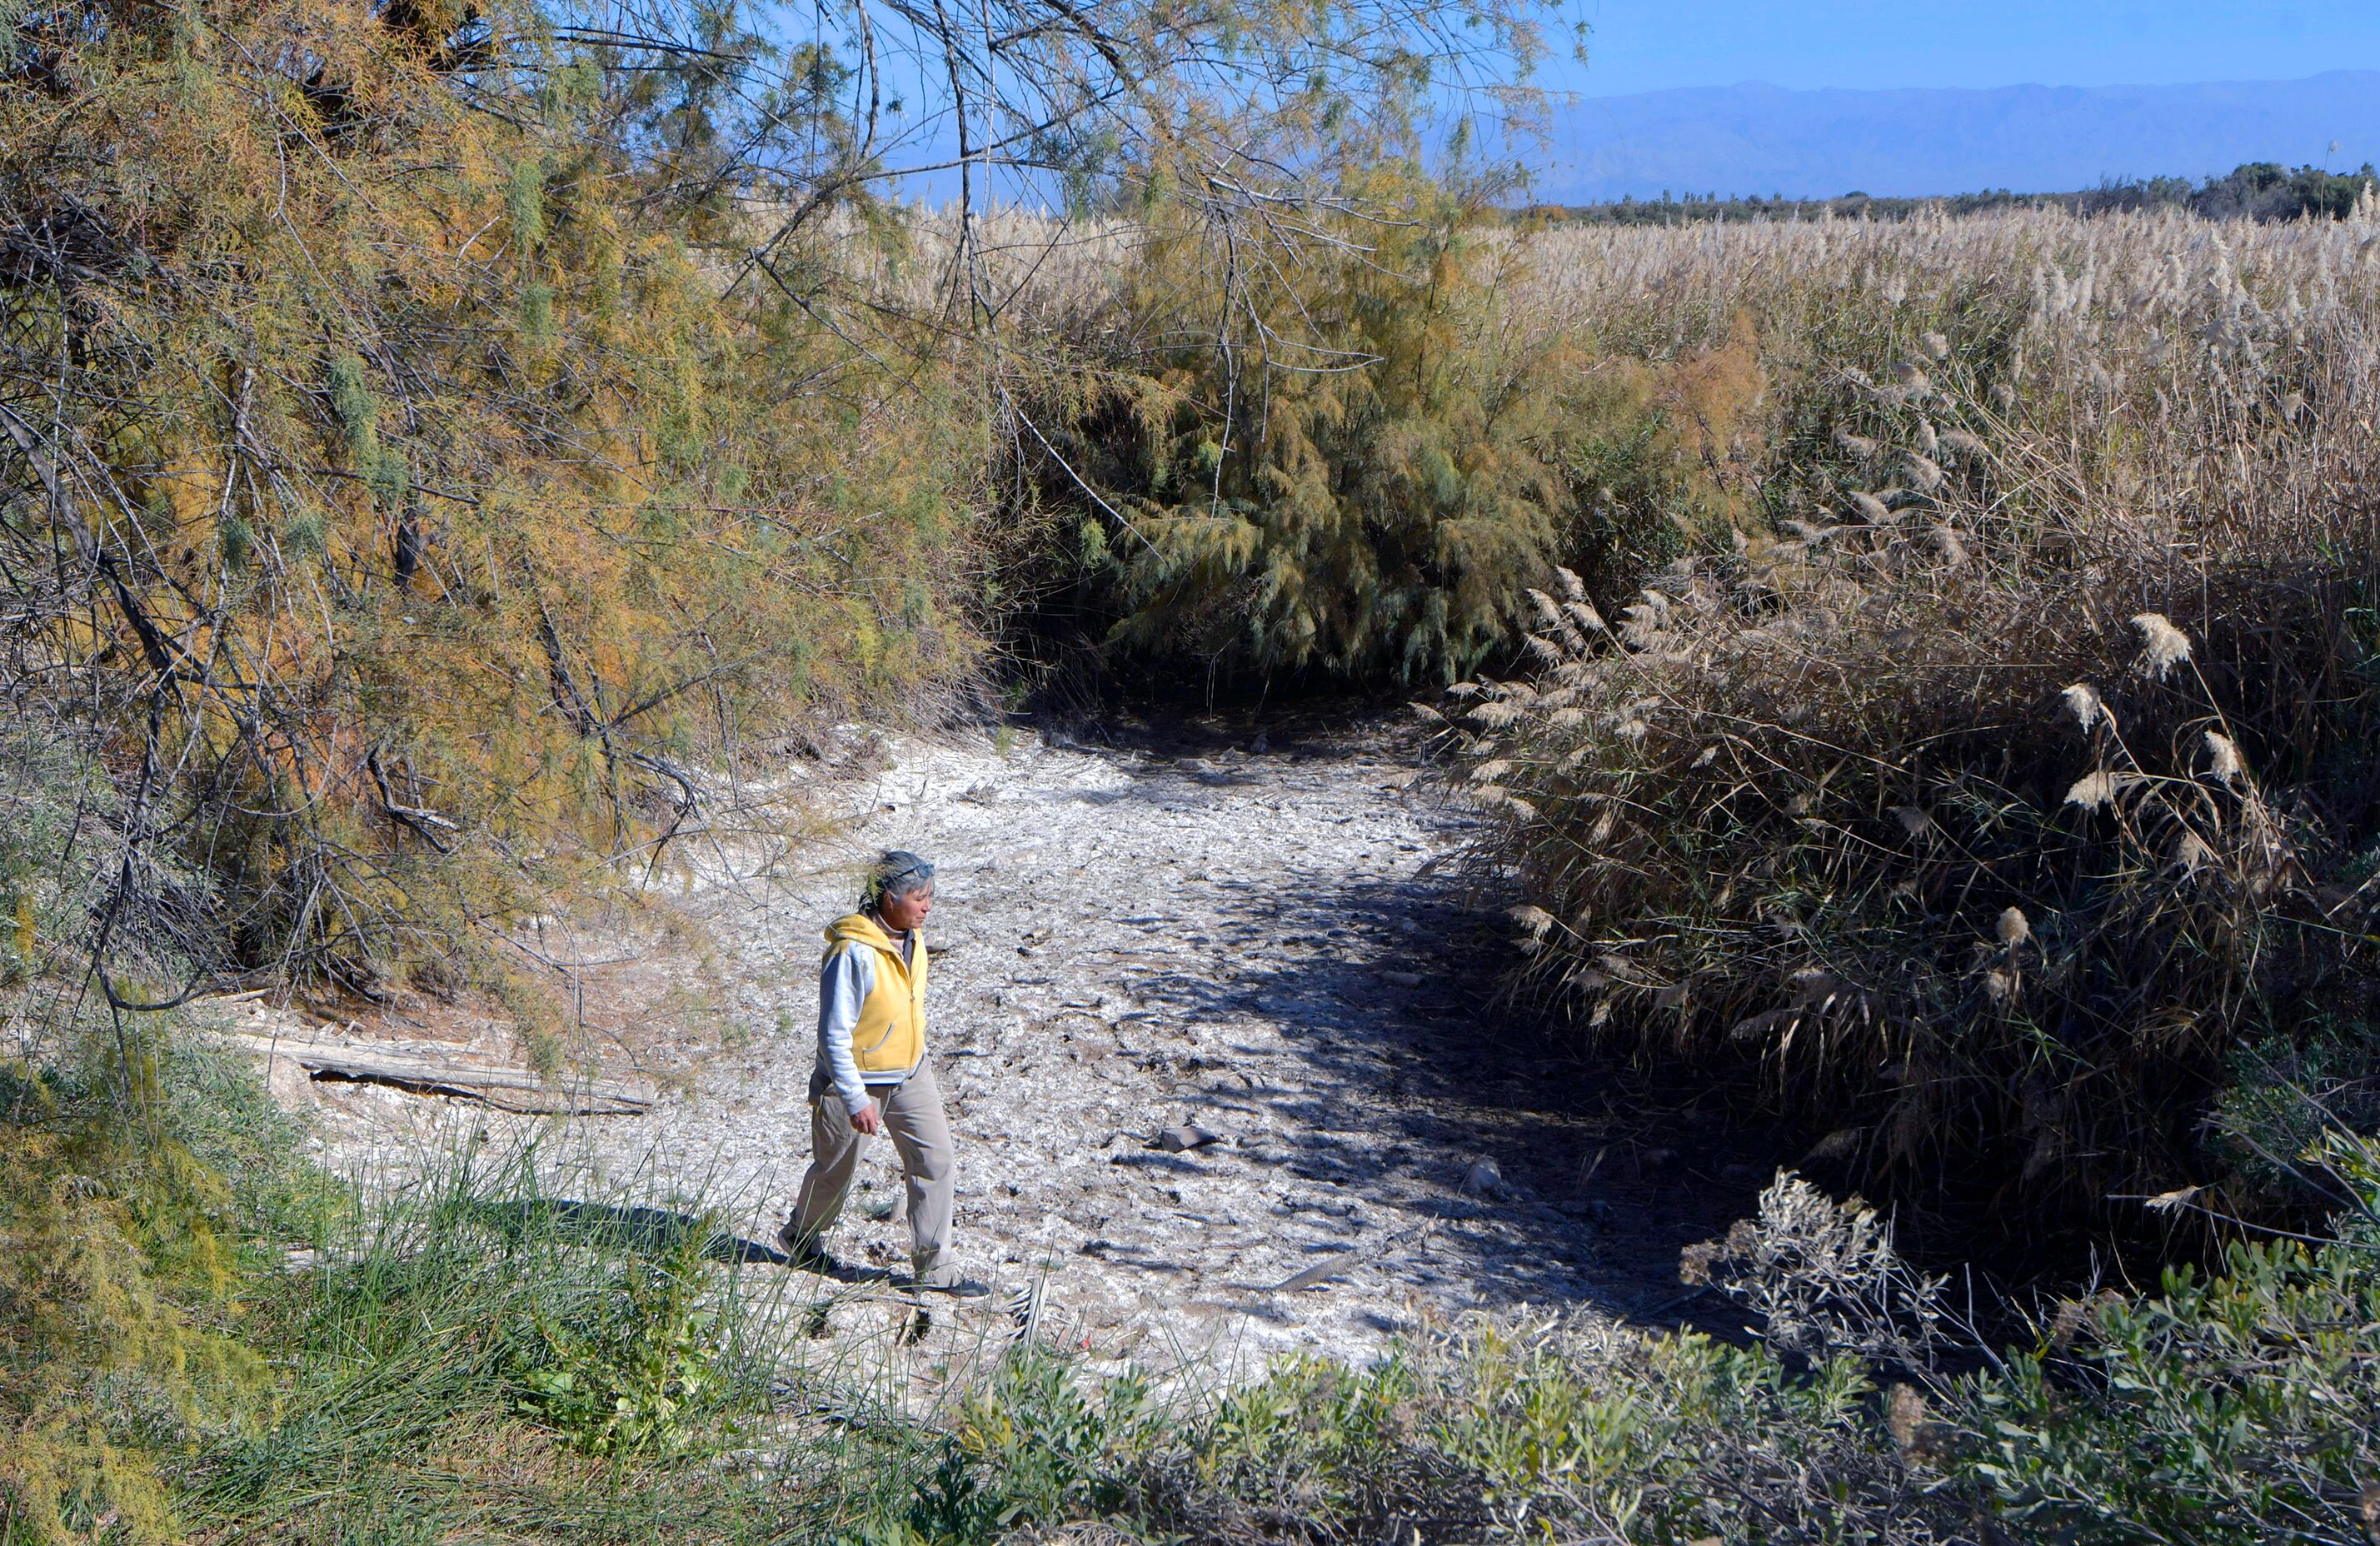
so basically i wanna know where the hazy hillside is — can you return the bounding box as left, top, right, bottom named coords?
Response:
left=1540, top=70, right=2380, bottom=201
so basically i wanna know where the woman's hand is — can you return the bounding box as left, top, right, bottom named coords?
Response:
left=850, top=1100, right=884, bottom=1135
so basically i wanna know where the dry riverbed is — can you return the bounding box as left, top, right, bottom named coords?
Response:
left=226, top=717, right=1769, bottom=1388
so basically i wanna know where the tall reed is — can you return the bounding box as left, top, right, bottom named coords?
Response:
left=1442, top=197, right=2380, bottom=1238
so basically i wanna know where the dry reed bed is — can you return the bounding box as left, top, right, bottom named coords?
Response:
left=728, top=202, right=1140, bottom=337
left=1442, top=198, right=2380, bottom=1238
left=1499, top=201, right=2380, bottom=352
left=753, top=198, right=2380, bottom=356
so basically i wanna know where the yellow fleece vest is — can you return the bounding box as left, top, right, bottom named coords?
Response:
left=823, top=912, right=927, bottom=1076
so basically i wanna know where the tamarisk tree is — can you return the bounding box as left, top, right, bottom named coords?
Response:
left=0, top=0, right=1556, bottom=1016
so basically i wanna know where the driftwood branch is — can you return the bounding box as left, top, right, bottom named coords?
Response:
left=226, top=1032, right=653, bottom=1115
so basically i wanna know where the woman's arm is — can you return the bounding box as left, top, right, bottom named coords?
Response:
left=817, top=946, right=876, bottom=1117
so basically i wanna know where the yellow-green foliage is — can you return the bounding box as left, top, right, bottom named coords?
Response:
left=1061, top=177, right=1598, bottom=683
left=0, top=1055, right=276, bottom=1545
left=1020, top=180, right=1785, bottom=685
left=0, top=2, right=987, bottom=985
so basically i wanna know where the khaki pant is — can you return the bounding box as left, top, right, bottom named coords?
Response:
left=787, top=1059, right=956, bottom=1275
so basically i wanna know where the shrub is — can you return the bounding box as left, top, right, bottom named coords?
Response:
left=1952, top=1129, right=2380, bottom=1544
left=942, top=1145, right=2380, bottom=1546
left=0, top=1034, right=288, bottom=1546
left=1025, top=175, right=1723, bottom=687
left=946, top=1316, right=1951, bottom=1545
left=947, top=1354, right=1170, bottom=1534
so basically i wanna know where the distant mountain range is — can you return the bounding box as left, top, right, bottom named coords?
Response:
left=1536, top=72, right=2380, bottom=203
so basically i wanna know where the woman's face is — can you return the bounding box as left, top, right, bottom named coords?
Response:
left=878, top=883, right=934, bottom=930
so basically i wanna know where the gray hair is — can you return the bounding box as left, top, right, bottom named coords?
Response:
left=862, top=850, right=936, bottom=909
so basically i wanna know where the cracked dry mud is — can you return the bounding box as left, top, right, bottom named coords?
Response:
left=242, top=718, right=1762, bottom=1379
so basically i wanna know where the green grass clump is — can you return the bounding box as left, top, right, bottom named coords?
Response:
left=0, top=1010, right=925, bottom=1544
left=9, top=1010, right=2380, bottom=1545
left=941, top=1151, right=2380, bottom=1546
left=186, top=1166, right=764, bottom=1539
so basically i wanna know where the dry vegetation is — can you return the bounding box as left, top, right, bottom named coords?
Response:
left=11, top=0, right=2380, bottom=1534
left=1441, top=198, right=2380, bottom=1238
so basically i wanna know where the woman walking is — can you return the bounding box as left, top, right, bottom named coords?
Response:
left=779, top=850, right=990, bottom=1297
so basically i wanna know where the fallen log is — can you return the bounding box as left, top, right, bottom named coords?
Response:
left=223, top=1033, right=653, bottom=1115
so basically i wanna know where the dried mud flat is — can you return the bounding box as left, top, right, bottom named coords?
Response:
left=228, top=717, right=1769, bottom=1389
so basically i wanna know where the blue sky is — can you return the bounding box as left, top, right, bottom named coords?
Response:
left=1543, top=2, right=2380, bottom=97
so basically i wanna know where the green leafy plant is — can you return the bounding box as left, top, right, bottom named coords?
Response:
left=514, top=1233, right=728, bottom=1457
left=1961, top=1131, right=2380, bottom=1544
left=951, top=1352, right=1168, bottom=1530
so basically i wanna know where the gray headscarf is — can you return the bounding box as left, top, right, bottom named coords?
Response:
left=861, top=850, right=936, bottom=910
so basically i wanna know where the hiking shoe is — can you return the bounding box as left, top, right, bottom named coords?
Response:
left=777, top=1224, right=892, bottom=1282
left=776, top=1224, right=838, bottom=1274
left=913, top=1269, right=993, bottom=1299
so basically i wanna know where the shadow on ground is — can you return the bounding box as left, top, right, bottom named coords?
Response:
left=471, top=1199, right=791, bottom=1265
left=1097, top=758, right=1786, bottom=1337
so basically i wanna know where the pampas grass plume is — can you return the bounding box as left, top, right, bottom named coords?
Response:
left=2066, top=770, right=2121, bottom=810
left=2204, top=731, right=2245, bottom=784
left=1939, top=429, right=1988, bottom=463
left=1510, top=904, right=1557, bottom=941
left=2131, top=613, right=2193, bottom=678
